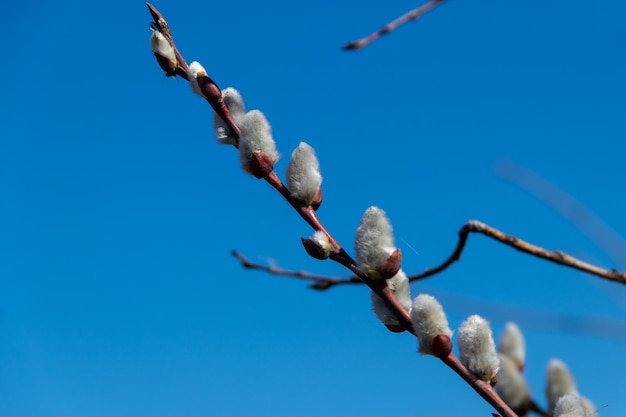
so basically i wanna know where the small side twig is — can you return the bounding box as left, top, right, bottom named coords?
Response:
left=233, top=220, right=626, bottom=290
left=231, top=250, right=362, bottom=290
left=342, top=0, right=446, bottom=51
left=412, top=220, right=626, bottom=285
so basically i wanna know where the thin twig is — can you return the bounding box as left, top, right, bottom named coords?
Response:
left=233, top=250, right=626, bottom=344
left=343, top=0, right=446, bottom=51
left=411, top=220, right=626, bottom=284
left=233, top=220, right=626, bottom=289
left=231, top=250, right=362, bottom=290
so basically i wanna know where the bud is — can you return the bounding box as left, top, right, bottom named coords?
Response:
left=371, top=269, right=411, bottom=331
left=498, top=322, right=526, bottom=371
left=410, top=294, right=453, bottom=357
left=354, top=206, right=399, bottom=278
left=546, top=359, right=578, bottom=414
left=214, top=88, right=246, bottom=145
left=286, top=142, right=323, bottom=207
left=310, top=187, right=323, bottom=211
left=458, top=315, right=500, bottom=382
left=378, top=248, right=402, bottom=280
left=301, top=231, right=331, bottom=260
left=189, top=61, right=208, bottom=98
left=150, top=30, right=177, bottom=76
left=238, top=110, right=279, bottom=177
left=496, top=354, right=531, bottom=415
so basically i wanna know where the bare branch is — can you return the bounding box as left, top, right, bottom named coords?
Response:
left=231, top=250, right=361, bottom=290
left=233, top=220, right=626, bottom=289
left=342, top=0, right=446, bottom=51
left=412, top=220, right=626, bottom=285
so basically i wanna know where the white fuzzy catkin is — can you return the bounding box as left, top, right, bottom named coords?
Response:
left=547, top=359, right=579, bottom=414
left=457, top=315, right=500, bottom=382
left=214, top=87, right=246, bottom=145
left=189, top=61, right=208, bottom=98
left=285, top=142, right=322, bottom=205
left=410, top=294, right=453, bottom=355
left=496, top=354, right=530, bottom=411
left=371, top=269, right=411, bottom=326
left=237, top=110, right=279, bottom=174
left=150, top=30, right=176, bottom=62
left=580, top=397, right=598, bottom=416
left=498, top=322, right=525, bottom=370
left=553, top=394, right=595, bottom=417
left=354, top=206, right=396, bottom=274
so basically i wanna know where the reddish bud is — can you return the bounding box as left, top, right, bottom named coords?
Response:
left=153, top=52, right=177, bottom=77
left=301, top=237, right=330, bottom=260
left=196, top=73, right=223, bottom=102
left=431, top=334, right=453, bottom=359
left=310, top=187, right=323, bottom=211
left=248, top=151, right=274, bottom=179
left=490, top=373, right=498, bottom=387
left=384, top=323, right=406, bottom=333
left=378, top=248, right=402, bottom=280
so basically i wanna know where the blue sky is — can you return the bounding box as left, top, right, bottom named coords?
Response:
left=1, top=0, right=625, bottom=416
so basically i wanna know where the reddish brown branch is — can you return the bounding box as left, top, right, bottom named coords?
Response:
left=441, top=353, right=517, bottom=417
left=233, top=220, right=626, bottom=289
left=410, top=220, right=626, bottom=285
left=145, top=2, right=412, bottom=333
left=147, top=5, right=517, bottom=416
left=343, top=0, right=446, bottom=51
left=146, top=2, right=240, bottom=139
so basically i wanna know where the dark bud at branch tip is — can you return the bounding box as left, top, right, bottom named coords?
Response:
left=310, top=187, right=323, bottom=211
left=248, top=151, right=274, bottom=179
left=309, top=281, right=332, bottom=290
left=153, top=53, right=177, bottom=77
left=384, top=323, right=406, bottom=333
left=378, top=249, right=402, bottom=280
left=431, top=334, right=453, bottom=359
left=197, top=74, right=223, bottom=101
left=301, top=237, right=330, bottom=260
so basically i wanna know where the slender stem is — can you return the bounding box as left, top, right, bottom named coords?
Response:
left=441, top=353, right=518, bottom=417
left=235, top=219, right=626, bottom=289
left=343, top=0, right=446, bottom=51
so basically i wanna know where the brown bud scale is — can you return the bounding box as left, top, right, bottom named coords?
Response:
left=248, top=151, right=275, bottom=179
left=431, top=334, right=453, bottom=359
left=378, top=249, right=402, bottom=280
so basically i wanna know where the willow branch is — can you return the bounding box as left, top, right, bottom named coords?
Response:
left=233, top=220, right=626, bottom=289
left=343, top=0, right=446, bottom=51
left=147, top=5, right=518, bottom=416
left=145, top=2, right=411, bottom=332
left=412, top=220, right=626, bottom=284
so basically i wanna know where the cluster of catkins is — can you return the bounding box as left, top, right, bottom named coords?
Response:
left=156, top=42, right=599, bottom=416
left=354, top=205, right=500, bottom=380
left=352, top=204, right=599, bottom=417
left=497, top=323, right=598, bottom=416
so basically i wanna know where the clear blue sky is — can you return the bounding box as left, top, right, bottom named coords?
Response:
left=1, top=1, right=625, bottom=416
